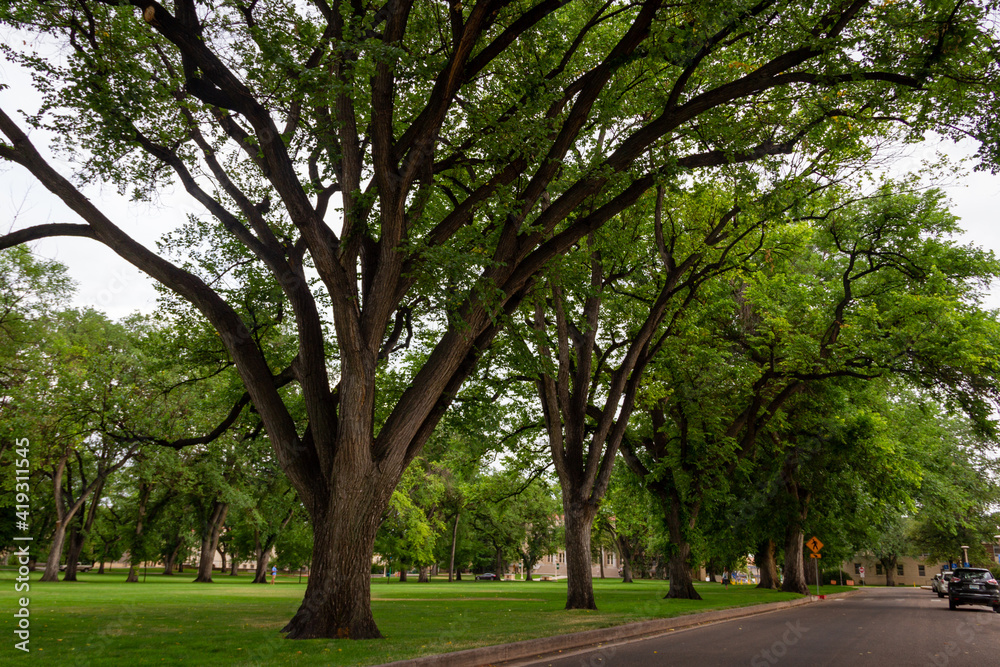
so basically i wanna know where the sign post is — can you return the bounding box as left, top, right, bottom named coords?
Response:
left=806, top=537, right=824, bottom=597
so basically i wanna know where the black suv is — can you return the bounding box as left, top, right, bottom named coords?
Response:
left=948, top=568, right=1000, bottom=612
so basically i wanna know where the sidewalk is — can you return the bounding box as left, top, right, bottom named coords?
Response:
left=377, top=589, right=861, bottom=667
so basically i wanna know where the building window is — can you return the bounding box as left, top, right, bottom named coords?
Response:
left=897, top=564, right=904, bottom=576
left=876, top=564, right=883, bottom=575
left=919, top=565, right=926, bottom=576
left=854, top=563, right=861, bottom=575
left=606, top=552, right=615, bottom=565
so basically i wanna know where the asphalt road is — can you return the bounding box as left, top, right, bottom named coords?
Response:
left=506, top=587, right=1000, bottom=667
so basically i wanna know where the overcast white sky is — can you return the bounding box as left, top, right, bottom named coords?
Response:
left=3, top=55, right=1000, bottom=319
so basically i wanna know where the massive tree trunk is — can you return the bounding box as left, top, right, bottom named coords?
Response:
left=781, top=522, right=808, bottom=594
left=781, top=466, right=811, bottom=595
left=280, top=494, right=386, bottom=640
left=756, top=539, right=780, bottom=590
left=663, top=493, right=701, bottom=600
left=666, top=542, right=700, bottom=599
left=418, top=566, right=430, bottom=583
left=562, top=500, right=598, bottom=609
left=194, top=501, right=229, bottom=583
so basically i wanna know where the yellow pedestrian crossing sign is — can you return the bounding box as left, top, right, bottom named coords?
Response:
left=806, top=536, right=823, bottom=553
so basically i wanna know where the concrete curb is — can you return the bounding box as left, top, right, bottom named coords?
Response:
left=377, top=588, right=863, bottom=667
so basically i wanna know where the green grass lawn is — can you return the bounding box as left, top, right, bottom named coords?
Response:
left=0, top=569, right=852, bottom=666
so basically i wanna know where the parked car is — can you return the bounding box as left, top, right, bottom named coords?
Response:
left=475, top=572, right=497, bottom=580
left=937, top=569, right=953, bottom=597
left=948, top=568, right=1000, bottom=611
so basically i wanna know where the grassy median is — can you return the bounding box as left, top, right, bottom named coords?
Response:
left=0, top=569, right=854, bottom=665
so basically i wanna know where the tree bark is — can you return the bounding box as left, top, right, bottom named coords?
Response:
left=40, top=525, right=68, bottom=583
left=63, top=527, right=85, bottom=581
left=599, top=546, right=606, bottom=580
left=64, top=477, right=105, bottom=581
left=665, top=542, right=701, bottom=599
left=418, top=565, right=430, bottom=583
left=882, top=558, right=898, bottom=586
left=399, top=568, right=408, bottom=583
left=562, top=500, right=598, bottom=609
left=617, top=535, right=634, bottom=583
left=163, top=540, right=180, bottom=575
left=280, top=498, right=385, bottom=639
left=780, top=471, right=810, bottom=595
left=756, top=539, right=780, bottom=589
left=41, top=453, right=75, bottom=583
left=252, top=528, right=277, bottom=584
left=781, top=523, right=808, bottom=594
left=663, top=494, right=701, bottom=600
left=253, top=544, right=270, bottom=583
left=194, top=501, right=228, bottom=583
left=71, top=488, right=103, bottom=580
left=230, top=556, right=239, bottom=576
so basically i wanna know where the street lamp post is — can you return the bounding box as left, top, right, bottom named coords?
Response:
left=961, top=545, right=970, bottom=568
